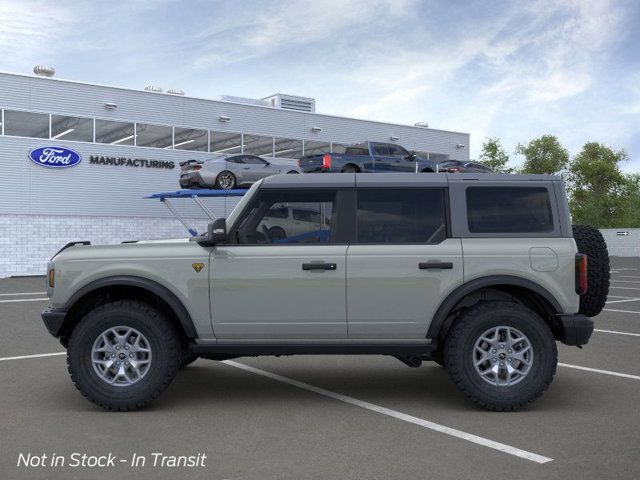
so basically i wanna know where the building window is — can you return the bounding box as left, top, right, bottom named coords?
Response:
left=135, top=123, right=173, bottom=149
left=303, top=140, right=330, bottom=156
left=173, top=127, right=208, bottom=151
left=3, top=110, right=49, bottom=139
left=210, top=131, right=242, bottom=154
left=466, top=187, right=554, bottom=233
left=273, top=137, right=303, bottom=158
left=50, top=114, right=94, bottom=142
left=356, top=189, right=447, bottom=244
left=243, top=135, right=274, bottom=156
left=95, top=119, right=135, bottom=145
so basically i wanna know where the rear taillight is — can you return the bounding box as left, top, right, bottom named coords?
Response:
left=575, top=254, right=588, bottom=295
left=193, top=165, right=202, bottom=171
left=297, top=159, right=301, bottom=167
left=322, top=153, right=331, bottom=169
left=447, top=167, right=463, bottom=173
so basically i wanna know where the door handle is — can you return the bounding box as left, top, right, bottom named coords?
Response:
left=419, top=261, right=453, bottom=270
left=302, top=262, right=337, bottom=271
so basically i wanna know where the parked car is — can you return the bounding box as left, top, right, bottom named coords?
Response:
left=298, top=141, right=438, bottom=174
left=43, top=173, right=609, bottom=411
left=438, top=159, right=493, bottom=173
left=179, top=154, right=301, bottom=189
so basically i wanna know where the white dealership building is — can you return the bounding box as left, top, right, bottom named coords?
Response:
left=0, top=68, right=470, bottom=277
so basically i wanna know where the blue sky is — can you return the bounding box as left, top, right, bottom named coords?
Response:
left=1, top=0, right=639, bottom=170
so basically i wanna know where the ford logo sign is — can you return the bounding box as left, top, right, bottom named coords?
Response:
left=28, top=146, right=82, bottom=168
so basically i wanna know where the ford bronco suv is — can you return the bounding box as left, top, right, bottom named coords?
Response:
left=42, top=173, right=609, bottom=411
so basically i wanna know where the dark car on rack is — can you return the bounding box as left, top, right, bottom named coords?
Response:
left=297, top=141, right=438, bottom=174
left=438, top=160, right=493, bottom=173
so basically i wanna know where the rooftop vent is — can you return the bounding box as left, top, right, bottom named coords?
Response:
left=262, top=93, right=316, bottom=113
left=33, top=65, right=55, bottom=77
left=167, top=89, right=184, bottom=96
left=414, top=122, right=429, bottom=128
left=144, top=85, right=163, bottom=93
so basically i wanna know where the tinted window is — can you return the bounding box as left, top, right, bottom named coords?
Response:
left=356, top=189, right=447, bottom=244
left=467, top=162, right=492, bottom=172
left=236, top=190, right=335, bottom=244
left=466, top=187, right=554, bottom=233
left=387, top=145, right=407, bottom=158
left=242, top=155, right=267, bottom=165
left=227, top=156, right=245, bottom=164
left=345, top=147, right=370, bottom=156
left=373, top=144, right=391, bottom=156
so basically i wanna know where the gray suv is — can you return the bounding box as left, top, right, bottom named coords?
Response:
left=42, top=173, right=609, bottom=411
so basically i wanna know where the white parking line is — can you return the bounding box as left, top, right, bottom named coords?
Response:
left=0, top=352, right=65, bottom=362
left=0, top=292, right=47, bottom=296
left=611, top=280, right=640, bottom=284
left=605, top=298, right=640, bottom=304
left=615, top=275, right=640, bottom=279
left=595, top=328, right=640, bottom=337
left=0, top=298, right=48, bottom=304
left=609, top=286, right=640, bottom=292
left=603, top=308, right=640, bottom=315
left=222, top=360, right=553, bottom=464
left=559, top=363, right=640, bottom=381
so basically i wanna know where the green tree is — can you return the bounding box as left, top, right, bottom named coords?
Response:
left=516, top=135, right=569, bottom=175
left=478, top=137, right=513, bottom=173
left=568, top=142, right=629, bottom=227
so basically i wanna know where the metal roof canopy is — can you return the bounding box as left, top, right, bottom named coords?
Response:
left=145, top=189, right=247, bottom=236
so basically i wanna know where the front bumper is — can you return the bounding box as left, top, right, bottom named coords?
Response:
left=557, top=314, right=594, bottom=346
left=42, top=306, right=67, bottom=337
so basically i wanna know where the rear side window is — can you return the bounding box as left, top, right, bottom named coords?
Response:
left=356, top=189, right=447, bottom=244
left=466, top=187, right=554, bottom=233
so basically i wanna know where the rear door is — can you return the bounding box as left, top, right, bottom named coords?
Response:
left=346, top=186, right=464, bottom=339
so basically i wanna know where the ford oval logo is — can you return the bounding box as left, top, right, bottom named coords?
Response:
left=28, top=146, right=82, bottom=168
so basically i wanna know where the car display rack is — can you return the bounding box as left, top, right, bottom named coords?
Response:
left=146, top=189, right=247, bottom=236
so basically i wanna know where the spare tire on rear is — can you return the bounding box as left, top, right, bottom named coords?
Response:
left=572, top=224, right=610, bottom=317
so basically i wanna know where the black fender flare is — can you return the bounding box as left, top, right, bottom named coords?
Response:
left=426, top=275, right=562, bottom=339
left=64, top=275, right=198, bottom=338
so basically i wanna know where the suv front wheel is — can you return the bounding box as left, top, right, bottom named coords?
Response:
left=444, top=301, right=557, bottom=411
left=67, top=300, right=182, bottom=411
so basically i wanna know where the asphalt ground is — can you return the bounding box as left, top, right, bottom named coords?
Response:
left=0, top=257, right=639, bottom=479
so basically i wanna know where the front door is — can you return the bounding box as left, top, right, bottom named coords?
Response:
left=210, top=188, right=348, bottom=339
left=346, top=187, right=464, bottom=339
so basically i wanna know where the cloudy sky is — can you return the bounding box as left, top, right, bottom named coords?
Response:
left=1, top=0, right=639, bottom=169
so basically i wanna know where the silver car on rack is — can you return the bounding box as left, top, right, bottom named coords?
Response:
left=179, top=154, right=302, bottom=190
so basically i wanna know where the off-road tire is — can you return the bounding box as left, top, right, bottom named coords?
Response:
left=572, top=224, right=609, bottom=317
left=67, top=300, right=182, bottom=411
left=444, top=301, right=557, bottom=411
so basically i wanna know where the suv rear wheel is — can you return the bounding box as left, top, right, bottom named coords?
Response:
left=67, top=300, right=182, bottom=411
left=444, top=301, right=557, bottom=411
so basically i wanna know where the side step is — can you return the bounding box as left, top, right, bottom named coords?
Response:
left=190, top=342, right=438, bottom=357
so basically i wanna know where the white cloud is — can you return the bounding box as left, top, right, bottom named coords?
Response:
left=0, top=1, right=74, bottom=66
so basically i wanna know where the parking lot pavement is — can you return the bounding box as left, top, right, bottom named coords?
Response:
left=1, top=260, right=640, bottom=480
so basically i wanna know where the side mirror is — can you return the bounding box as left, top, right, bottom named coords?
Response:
left=194, top=218, right=226, bottom=246
left=264, top=161, right=271, bottom=166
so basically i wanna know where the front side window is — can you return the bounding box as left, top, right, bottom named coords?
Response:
left=356, top=189, right=447, bottom=244
left=373, top=144, right=391, bottom=156
left=388, top=145, right=408, bottom=158
left=242, top=155, right=267, bottom=165
left=466, top=187, right=554, bottom=233
left=235, top=190, right=335, bottom=244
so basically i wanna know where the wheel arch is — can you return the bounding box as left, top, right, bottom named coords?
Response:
left=342, top=163, right=361, bottom=172
left=427, top=275, right=562, bottom=341
left=60, top=276, right=197, bottom=345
